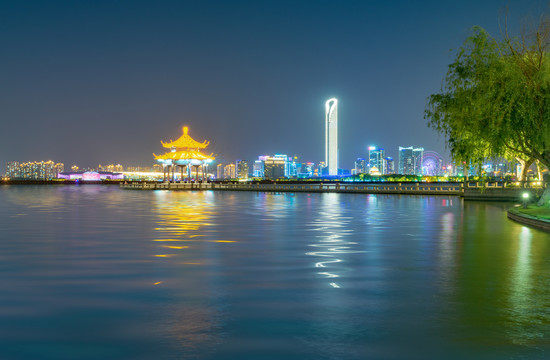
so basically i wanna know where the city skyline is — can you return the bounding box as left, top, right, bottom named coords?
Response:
left=2, top=142, right=442, bottom=175
left=1, top=1, right=547, bottom=169
left=2, top=152, right=524, bottom=180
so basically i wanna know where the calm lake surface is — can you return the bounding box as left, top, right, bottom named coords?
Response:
left=1, top=185, right=550, bottom=359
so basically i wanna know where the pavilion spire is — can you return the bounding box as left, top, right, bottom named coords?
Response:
left=154, top=126, right=215, bottom=162
left=160, top=126, right=209, bottom=149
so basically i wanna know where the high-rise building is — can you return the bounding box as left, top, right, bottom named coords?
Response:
left=355, top=158, right=367, bottom=174
left=224, top=164, right=236, bottom=179
left=296, top=162, right=314, bottom=178
left=263, top=155, right=286, bottom=179
left=289, top=157, right=299, bottom=178
left=317, top=161, right=327, bottom=177
left=54, top=163, right=64, bottom=175
left=398, top=147, right=424, bottom=175
left=253, top=160, right=264, bottom=177
left=325, top=98, right=338, bottom=175
left=398, top=146, right=414, bottom=175
left=281, top=155, right=292, bottom=177
left=236, top=160, right=249, bottom=179
left=412, top=148, right=424, bottom=175
left=6, top=161, right=19, bottom=178
left=217, top=164, right=223, bottom=179
left=385, top=157, right=395, bottom=174
left=6, top=160, right=61, bottom=180
left=368, top=147, right=386, bottom=175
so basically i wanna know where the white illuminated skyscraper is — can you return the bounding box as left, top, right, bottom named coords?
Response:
left=325, top=98, right=338, bottom=175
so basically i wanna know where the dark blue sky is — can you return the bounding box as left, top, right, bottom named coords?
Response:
left=0, top=0, right=547, bottom=169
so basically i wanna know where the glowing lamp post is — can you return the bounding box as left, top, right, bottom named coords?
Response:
left=522, top=192, right=529, bottom=208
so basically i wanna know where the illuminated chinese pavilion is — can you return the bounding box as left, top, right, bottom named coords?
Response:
left=154, top=126, right=214, bottom=182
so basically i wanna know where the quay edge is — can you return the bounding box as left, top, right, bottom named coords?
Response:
left=120, top=181, right=542, bottom=200
left=507, top=207, right=550, bottom=232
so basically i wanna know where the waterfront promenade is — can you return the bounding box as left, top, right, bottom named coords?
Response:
left=120, top=181, right=544, bottom=200
left=508, top=207, right=550, bottom=232
left=121, top=181, right=462, bottom=195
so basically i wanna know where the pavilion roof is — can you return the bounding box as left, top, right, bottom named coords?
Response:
left=161, top=126, right=209, bottom=149
left=153, top=149, right=215, bottom=161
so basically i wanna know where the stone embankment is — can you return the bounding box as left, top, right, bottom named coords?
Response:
left=120, top=180, right=544, bottom=199
left=507, top=208, right=550, bottom=232
left=120, top=181, right=543, bottom=200
left=122, top=181, right=462, bottom=195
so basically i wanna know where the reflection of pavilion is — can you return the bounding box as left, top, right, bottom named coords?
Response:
left=154, top=126, right=215, bottom=182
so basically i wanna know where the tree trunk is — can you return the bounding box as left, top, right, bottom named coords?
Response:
left=516, top=158, right=526, bottom=181
left=537, top=185, right=550, bottom=207
left=517, top=157, right=534, bottom=182
left=536, top=160, right=543, bottom=181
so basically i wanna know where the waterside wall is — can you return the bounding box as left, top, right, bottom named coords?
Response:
left=120, top=181, right=547, bottom=201
left=507, top=208, right=550, bottom=232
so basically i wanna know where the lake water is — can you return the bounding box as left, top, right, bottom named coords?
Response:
left=1, top=185, right=550, bottom=359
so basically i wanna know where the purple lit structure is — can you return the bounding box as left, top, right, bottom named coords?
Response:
left=57, top=171, right=124, bottom=181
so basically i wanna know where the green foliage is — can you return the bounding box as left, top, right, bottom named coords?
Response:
left=425, top=22, right=550, bottom=171
left=516, top=204, right=550, bottom=219
left=342, top=174, right=456, bottom=182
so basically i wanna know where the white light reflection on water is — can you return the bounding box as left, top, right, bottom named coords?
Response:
left=436, top=209, right=457, bottom=293
left=506, top=225, right=541, bottom=345
left=306, top=194, right=365, bottom=288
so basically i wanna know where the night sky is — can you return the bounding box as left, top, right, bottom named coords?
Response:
left=0, top=0, right=547, bottom=169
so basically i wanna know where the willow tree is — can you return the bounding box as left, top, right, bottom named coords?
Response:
left=425, top=19, right=550, bottom=205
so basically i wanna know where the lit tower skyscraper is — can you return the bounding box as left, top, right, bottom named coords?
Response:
left=325, top=98, right=338, bottom=175
left=369, top=146, right=386, bottom=175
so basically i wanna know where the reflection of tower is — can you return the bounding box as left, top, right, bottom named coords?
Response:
left=306, top=194, right=365, bottom=288
left=325, top=98, right=338, bottom=176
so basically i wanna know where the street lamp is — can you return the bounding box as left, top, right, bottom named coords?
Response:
left=522, top=192, right=529, bottom=208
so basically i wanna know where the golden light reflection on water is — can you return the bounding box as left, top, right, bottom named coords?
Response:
left=152, top=191, right=218, bottom=259
left=152, top=239, right=186, bottom=242
left=151, top=191, right=227, bottom=353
